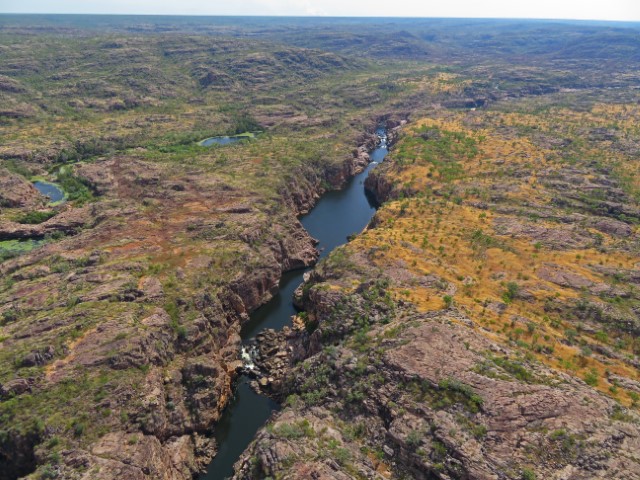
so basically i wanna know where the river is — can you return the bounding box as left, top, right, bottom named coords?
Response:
left=200, top=127, right=388, bottom=480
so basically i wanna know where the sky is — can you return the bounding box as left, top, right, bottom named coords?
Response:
left=0, top=0, right=638, bottom=22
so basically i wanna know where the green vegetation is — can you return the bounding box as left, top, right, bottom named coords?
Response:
left=229, top=112, right=262, bottom=135
left=15, top=210, right=56, bottom=225
left=502, top=282, right=520, bottom=304
left=521, top=468, right=536, bottom=480
left=490, top=356, right=535, bottom=383
left=394, top=127, right=478, bottom=182
left=437, top=377, right=483, bottom=413
left=443, top=294, right=453, bottom=308
left=0, top=14, right=639, bottom=480
left=56, top=168, right=93, bottom=204
left=469, top=229, right=511, bottom=257
left=0, top=239, right=45, bottom=262
left=584, top=369, right=599, bottom=387
left=269, top=420, right=315, bottom=440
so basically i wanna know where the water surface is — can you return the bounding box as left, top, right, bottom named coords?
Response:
left=202, top=378, right=279, bottom=478
left=201, top=128, right=388, bottom=480
left=200, top=134, right=253, bottom=146
left=302, top=131, right=387, bottom=260
left=33, top=181, right=64, bottom=203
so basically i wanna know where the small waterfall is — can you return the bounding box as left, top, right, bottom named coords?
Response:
left=240, top=345, right=257, bottom=372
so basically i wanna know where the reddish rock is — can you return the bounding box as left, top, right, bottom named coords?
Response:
left=0, top=168, right=43, bottom=208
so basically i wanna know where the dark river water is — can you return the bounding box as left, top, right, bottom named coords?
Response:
left=201, top=128, right=388, bottom=480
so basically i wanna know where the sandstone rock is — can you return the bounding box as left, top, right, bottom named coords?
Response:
left=0, top=205, right=94, bottom=240
left=537, top=263, right=593, bottom=289
left=0, top=75, right=26, bottom=93
left=20, top=345, right=55, bottom=367
left=0, top=168, right=43, bottom=208
left=0, top=378, right=32, bottom=398
left=84, top=431, right=187, bottom=479
left=75, top=160, right=118, bottom=195
left=590, top=217, right=633, bottom=237
left=140, top=276, right=164, bottom=300
left=237, top=254, right=640, bottom=480
left=607, top=374, right=640, bottom=394
left=494, top=216, right=596, bottom=250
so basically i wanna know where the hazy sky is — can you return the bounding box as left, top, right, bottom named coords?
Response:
left=1, top=0, right=638, bottom=22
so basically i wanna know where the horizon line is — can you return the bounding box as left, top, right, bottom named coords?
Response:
left=1, top=13, right=639, bottom=24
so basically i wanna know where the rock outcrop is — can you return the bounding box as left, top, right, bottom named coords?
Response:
left=0, top=169, right=43, bottom=209
left=235, top=255, right=640, bottom=480
left=231, top=108, right=640, bottom=480
left=0, top=118, right=388, bottom=480
left=0, top=205, right=94, bottom=240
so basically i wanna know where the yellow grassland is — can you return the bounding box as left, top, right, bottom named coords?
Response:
left=347, top=108, right=640, bottom=406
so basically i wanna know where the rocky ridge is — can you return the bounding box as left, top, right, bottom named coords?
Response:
left=0, top=119, right=393, bottom=480
left=231, top=105, right=640, bottom=479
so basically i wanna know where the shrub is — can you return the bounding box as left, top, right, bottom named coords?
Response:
left=432, top=440, right=447, bottom=460
left=564, top=329, right=578, bottom=345
left=56, top=168, right=93, bottom=204
left=16, top=210, right=56, bottom=224
left=39, top=465, right=58, bottom=479
left=406, top=429, right=422, bottom=449
left=491, top=356, right=534, bottom=383
left=72, top=421, right=85, bottom=437
left=272, top=419, right=314, bottom=439
left=470, top=229, right=501, bottom=255
left=438, top=377, right=483, bottom=412
left=472, top=424, right=488, bottom=439
left=230, top=112, right=262, bottom=135
left=521, top=468, right=536, bottom=480
left=502, top=282, right=520, bottom=303
left=443, top=295, right=453, bottom=308
left=584, top=369, right=599, bottom=386
left=1, top=309, right=19, bottom=325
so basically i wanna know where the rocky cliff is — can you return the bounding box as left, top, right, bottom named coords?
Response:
left=0, top=118, right=390, bottom=480
left=231, top=104, right=640, bottom=480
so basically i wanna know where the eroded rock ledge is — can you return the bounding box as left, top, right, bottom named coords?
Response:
left=0, top=121, right=393, bottom=480
left=230, top=111, right=640, bottom=479
left=233, top=255, right=640, bottom=480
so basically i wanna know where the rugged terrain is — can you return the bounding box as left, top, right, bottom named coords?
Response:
left=235, top=97, right=640, bottom=479
left=0, top=15, right=639, bottom=480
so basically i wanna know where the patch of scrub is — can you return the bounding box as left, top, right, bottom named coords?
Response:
left=33, top=180, right=65, bottom=204
left=0, top=239, right=45, bottom=262
left=199, top=132, right=256, bottom=146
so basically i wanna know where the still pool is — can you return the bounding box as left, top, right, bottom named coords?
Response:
left=33, top=181, right=65, bottom=203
